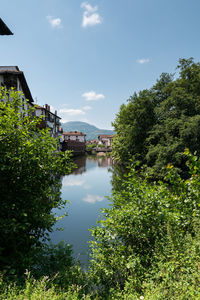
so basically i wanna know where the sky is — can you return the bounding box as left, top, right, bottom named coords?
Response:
left=1, top=0, right=200, bottom=129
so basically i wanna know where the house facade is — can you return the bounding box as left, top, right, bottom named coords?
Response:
left=98, top=134, right=115, bottom=148
left=87, top=139, right=99, bottom=145
left=0, top=66, right=62, bottom=146
left=0, top=66, right=34, bottom=107
left=62, top=131, right=86, bottom=154
left=35, top=104, right=62, bottom=140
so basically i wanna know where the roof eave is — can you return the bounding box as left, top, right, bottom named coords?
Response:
left=18, top=73, right=34, bottom=103
left=0, top=18, right=13, bottom=35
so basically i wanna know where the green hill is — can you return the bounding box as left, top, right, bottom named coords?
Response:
left=61, top=121, right=115, bottom=140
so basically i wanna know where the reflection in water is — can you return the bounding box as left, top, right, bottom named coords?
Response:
left=71, top=156, right=114, bottom=175
left=83, top=194, right=104, bottom=204
left=72, top=156, right=86, bottom=175
left=97, top=156, right=114, bottom=168
left=109, top=161, right=127, bottom=193
left=62, top=177, right=85, bottom=187
left=50, top=155, right=113, bottom=266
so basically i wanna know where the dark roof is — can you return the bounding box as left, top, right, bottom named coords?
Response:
left=88, top=139, right=99, bottom=142
left=98, top=134, right=115, bottom=139
left=63, top=131, right=86, bottom=136
left=0, top=66, right=33, bottom=102
left=34, top=105, right=61, bottom=119
left=0, top=18, right=13, bottom=35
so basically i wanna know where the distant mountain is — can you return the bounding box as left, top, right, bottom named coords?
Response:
left=61, top=121, right=115, bottom=141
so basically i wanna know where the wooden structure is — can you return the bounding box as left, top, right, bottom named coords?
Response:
left=0, top=18, right=13, bottom=35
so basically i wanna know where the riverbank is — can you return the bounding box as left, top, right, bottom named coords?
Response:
left=1, top=153, right=200, bottom=299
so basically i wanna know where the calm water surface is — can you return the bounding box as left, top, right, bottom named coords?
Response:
left=50, top=156, right=113, bottom=265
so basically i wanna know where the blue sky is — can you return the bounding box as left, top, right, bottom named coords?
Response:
left=1, top=0, right=200, bottom=129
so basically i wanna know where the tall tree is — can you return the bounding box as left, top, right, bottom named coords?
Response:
left=112, top=58, right=200, bottom=177
left=0, top=88, right=73, bottom=274
left=112, top=89, right=155, bottom=163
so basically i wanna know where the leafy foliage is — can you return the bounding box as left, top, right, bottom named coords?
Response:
left=86, top=143, right=97, bottom=152
left=112, top=58, right=200, bottom=177
left=0, top=271, right=92, bottom=300
left=1, top=83, right=200, bottom=299
left=1, top=149, right=200, bottom=298
left=89, top=150, right=200, bottom=296
left=31, top=242, right=90, bottom=292
left=0, top=88, right=73, bottom=274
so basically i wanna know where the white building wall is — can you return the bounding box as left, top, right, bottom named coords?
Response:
left=78, top=136, right=85, bottom=142
left=0, top=76, right=30, bottom=116
left=46, top=120, right=54, bottom=129
left=70, top=136, right=76, bottom=141
left=35, top=110, right=42, bottom=117
left=102, top=138, right=111, bottom=147
left=17, top=79, right=23, bottom=93
left=63, top=135, right=85, bottom=142
left=35, top=109, right=46, bottom=120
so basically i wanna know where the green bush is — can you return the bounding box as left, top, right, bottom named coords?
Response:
left=86, top=144, right=97, bottom=151
left=97, top=144, right=105, bottom=148
left=0, top=272, right=92, bottom=300
left=1, top=152, right=200, bottom=299
left=0, top=87, right=73, bottom=275
left=89, top=150, right=200, bottom=295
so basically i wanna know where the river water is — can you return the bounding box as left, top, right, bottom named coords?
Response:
left=50, top=156, right=113, bottom=265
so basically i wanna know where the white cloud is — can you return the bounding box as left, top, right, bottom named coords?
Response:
left=58, top=108, right=87, bottom=123
left=82, top=91, right=105, bottom=101
left=137, top=58, right=150, bottom=64
left=63, top=177, right=85, bottom=187
left=59, top=108, right=85, bottom=116
left=62, top=177, right=92, bottom=190
left=81, top=2, right=102, bottom=28
left=83, top=105, right=92, bottom=111
left=82, top=13, right=102, bottom=28
left=46, top=16, right=62, bottom=28
left=81, top=2, right=98, bottom=13
left=83, top=194, right=104, bottom=204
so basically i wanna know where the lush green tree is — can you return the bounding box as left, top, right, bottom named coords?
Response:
left=86, top=143, right=97, bottom=152
left=0, top=87, right=73, bottom=274
left=112, top=58, right=200, bottom=177
left=89, top=150, right=200, bottom=294
left=112, top=89, right=155, bottom=163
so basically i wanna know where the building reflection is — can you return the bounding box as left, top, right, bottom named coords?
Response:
left=71, top=155, right=114, bottom=175
left=97, top=157, right=114, bottom=168
left=72, top=156, right=86, bottom=175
